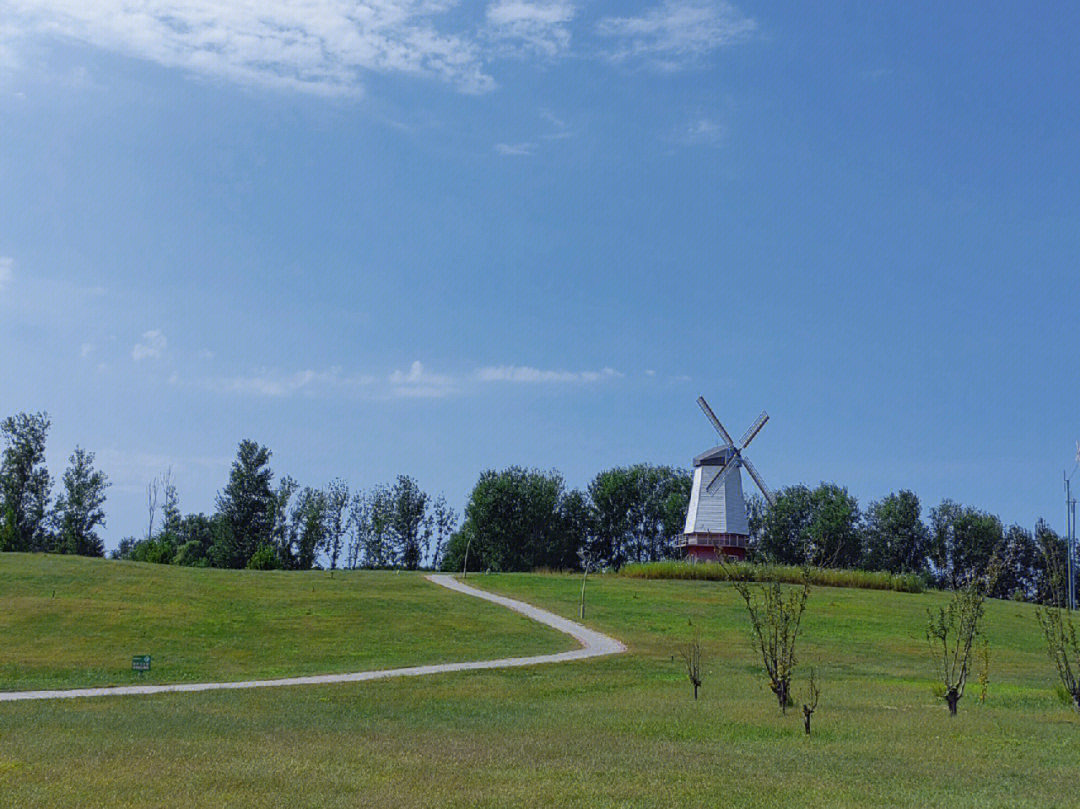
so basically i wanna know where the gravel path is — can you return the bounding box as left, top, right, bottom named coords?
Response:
left=0, top=573, right=626, bottom=703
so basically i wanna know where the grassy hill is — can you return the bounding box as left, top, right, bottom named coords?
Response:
left=0, top=554, right=570, bottom=691
left=1, top=555, right=1078, bottom=808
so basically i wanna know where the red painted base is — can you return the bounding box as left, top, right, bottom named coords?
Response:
left=684, top=544, right=747, bottom=562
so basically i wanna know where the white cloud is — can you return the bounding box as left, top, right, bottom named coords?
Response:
left=389, top=360, right=457, bottom=398
left=0, top=1, right=754, bottom=96
left=678, top=117, right=724, bottom=146
left=476, top=365, right=622, bottom=383
left=495, top=141, right=535, bottom=156
left=193, top=360, right=623, bottom=399
left=209, top=367, right=374, bottom=398
left=80, top=342, right=94, bottom=357
left=1, top=0, right=495, bottom=95
left=485, top=1, right=575, bottom=58
left=596, top=0, right=754, bottom=68
left=0, top=256, right=11, bottom=291
left=131, top=329, right=167, bottom=361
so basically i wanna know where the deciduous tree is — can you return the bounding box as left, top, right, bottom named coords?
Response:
left=0, top=411, right=52, bottom=552
left=926, top=563, right=997, bottom=715
left=863, top=490, right=929, bottom=574
left=729, top=566, right=811, bottom=713
left=54, top=447, right=109, bottom=557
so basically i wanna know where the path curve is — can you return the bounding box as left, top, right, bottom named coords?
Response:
left=0, top=574, right=625, bottom=703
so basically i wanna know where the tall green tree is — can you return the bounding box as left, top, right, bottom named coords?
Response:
left=588, top=464, right=690, bottom=567
left=0, top=412, right=53, bottom=552
left=755, top=484, right=861, bottom=567
left=53, top=447, right=109, bottom=557
left=388, top=475, right=430, bottom=570
left=348, top=485, right=394, bottom=568
left=288, top=486, right=328, bottom=570
left=929, top=500, right=1004, bottom=589
left=862, top=490, right=929, bottom=574
left=213, top=440, right=275, bottom=568
left=807, top=484, right=862, bottom=567
left=755, top=485, right=815, bottom=564
left=450, top=467, right=571, bottom=572
left=159, top=469, right=181, bottom=546
left=323, top=478, right=350, bottom=570
left=994, top=523, right=1042, bottom=600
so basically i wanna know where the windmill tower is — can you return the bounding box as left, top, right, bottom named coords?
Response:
left=680, top=396, right=776, bottom=561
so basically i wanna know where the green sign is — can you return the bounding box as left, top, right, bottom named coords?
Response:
left=132, top=654, right=151, bottom=672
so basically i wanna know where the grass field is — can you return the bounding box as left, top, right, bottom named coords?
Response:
left=2, top=554, right=1078, bottom=808
left=0, top=554, right=570, bottom=691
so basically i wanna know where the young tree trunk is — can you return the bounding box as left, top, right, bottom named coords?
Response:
left=579, top=567, right=588, bottom=620
left=776, top=681, right=789, bottom=714
left=693, top=683, right=699, bottom=700
left=946, top=690, right=959, bottom=715
left=803, top=711, right=812, bottom=735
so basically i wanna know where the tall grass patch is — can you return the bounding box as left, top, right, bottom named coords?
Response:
left=618, top=560, right=925, bottom=593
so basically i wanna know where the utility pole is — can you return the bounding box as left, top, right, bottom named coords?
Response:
left=1067, top=488, right=1075, bottom=609
left=1068, top=473, right=1073, bottom=611
left=1068, top=443, right=1080, bottom=612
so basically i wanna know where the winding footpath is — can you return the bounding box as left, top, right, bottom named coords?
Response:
left=0, top=574, right=626, bottom=703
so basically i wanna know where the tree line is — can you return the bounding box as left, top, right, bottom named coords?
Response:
left=116, top=439, right=458, bottom=571
left=2, top=410, right=1074, bottom=601
left=751, top=484, right=1072, bottom=601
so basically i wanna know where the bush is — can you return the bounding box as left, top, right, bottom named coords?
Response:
left=174, top=540, right=208, bottom=567
left=246, top=543, right=283, bottom=570
left=127, top=538, right=175, bottom=565
left=618, top=560, right=925, bottom=593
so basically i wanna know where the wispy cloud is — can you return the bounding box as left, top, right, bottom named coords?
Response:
left=596, top=0, right=755, bottom=69
left=206, top=367, right=375, bottom=398
left=476, top=365, right=622, bottom=383
left=131, top=329, right=167, bottom=361
left=0, top=256, right=11, bottom=292
left=2, top=0, right=495, bottom=95
left=495, top=141, right=535, bottom=156
left=192, top=359, right=626, bottom=399
left=485, top=1, right=576, bottom=59
left=80, top=342, right=94, bottom=358
left=389, top=360, right=457, bottom=398
left=1, top=1, right=754, bottom=96
left=677, top=116, right=724, bottom=146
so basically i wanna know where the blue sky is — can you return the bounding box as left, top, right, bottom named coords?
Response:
left=1, top=1, right=1078, bottom=548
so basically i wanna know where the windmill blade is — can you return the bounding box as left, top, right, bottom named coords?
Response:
left=697, top=396, right=735, bottom=448
left=705, top=455, right=741, bottom=494
left=741, top=455, right=775, bottom=506
left=738, top=411, right=769, bottom=449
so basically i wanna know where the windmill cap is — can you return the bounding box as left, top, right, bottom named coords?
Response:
left=693, top=445, right=737, bottom=467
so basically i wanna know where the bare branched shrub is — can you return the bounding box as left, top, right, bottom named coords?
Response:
left=678, top=623, right=703, bottom=700
left=728, top=565, right=811, bottom=713
left=1034, top=535, right=1080, bottom=713
left=802, top=667, right=821, bottom=735
left=926, top=562, right=998, bottom=716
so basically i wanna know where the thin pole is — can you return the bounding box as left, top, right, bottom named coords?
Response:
left=1067, top=492, right=1075, bottom=613
left=1067, top=474, right=1073, bottom=612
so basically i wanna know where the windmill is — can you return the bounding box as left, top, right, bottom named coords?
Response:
left=680, top=396, right=775, bottom=561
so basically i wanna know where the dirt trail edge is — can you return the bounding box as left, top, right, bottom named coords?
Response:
left=0, top=574, right=626, bottom=703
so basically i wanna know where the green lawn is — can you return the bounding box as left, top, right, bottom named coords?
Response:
left=0, top=554, right=570, bottom=691
left=1, top=555, right=1078, bottom=808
